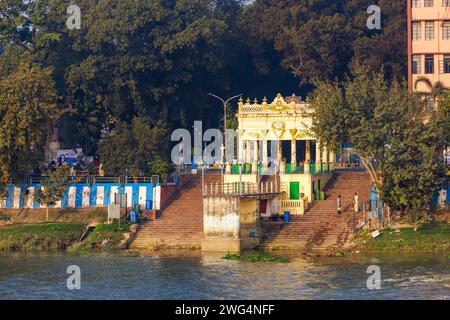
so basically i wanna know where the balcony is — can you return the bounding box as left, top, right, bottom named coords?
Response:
left=203, top=182, right=285, bottom=199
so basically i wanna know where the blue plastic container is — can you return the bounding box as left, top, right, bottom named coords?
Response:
left=130, top=210, right=137, bottom=224
left=284, top=211, right=291, bottom=223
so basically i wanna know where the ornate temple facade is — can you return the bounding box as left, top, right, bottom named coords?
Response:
left=235, top=93, right=335, bottom=169
left=221, top=94, right=336, bottom=215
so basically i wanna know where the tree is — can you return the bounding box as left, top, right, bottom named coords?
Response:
left=150, top=158, right=172, bottom=183
left=35, top=165, right=73, bottom=221
left=98, top=118, right=168, bottom=178
left=0, top=0, right=256, bottom=155
left=349, top=0, right=407, bottom=80
left=382, top=116, right=447, bottom=225
left=0, top=63, right=59, bottom=190
left=243, top=0, right=407, bottom=84
left=438, top=92, right=450, bottom=125
left=309, top=70, right=448, bottom=222
left=62, top=0, right=240, bottom=151
left=0, top=175, right=9, bottom=207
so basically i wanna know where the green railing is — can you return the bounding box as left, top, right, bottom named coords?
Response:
left=243, top=163, right=252, bottom=174
left=258, top=164, right=264, bottom=175
left=230, top=162, right=333, bottom=175
left=285, top=163, right=305, bottom=174
left=230, top=163, right=253, bottom=175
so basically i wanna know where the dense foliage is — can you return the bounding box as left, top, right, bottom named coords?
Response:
left=309, top=71, right=449, bottom=221
left=0, top=63, right=59, bottom=187
left=0, top=0, right=410, bottom=180
left=243, top=0, right=407, bottom=83
left=97, top=118, right=168, bottom=177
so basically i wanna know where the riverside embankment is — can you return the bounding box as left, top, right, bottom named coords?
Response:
left=347, top=222, right=450, bottom=255
left=0, top=208, right=132, bottom=253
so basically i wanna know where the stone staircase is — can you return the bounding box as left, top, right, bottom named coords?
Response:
left=260, top=170, right=372, bottom=252
left=131, top=173, right=221, bottom=250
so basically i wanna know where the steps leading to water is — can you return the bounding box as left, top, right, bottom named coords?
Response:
left=131, top=174, right=221, bottom=249
left=260, top=170, right=372, bottom=252
left=131, top=170, right=372, bottom=252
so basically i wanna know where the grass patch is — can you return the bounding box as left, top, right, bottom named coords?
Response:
left=351, top=222, right=450, bottom=254
left=222, top=252, right=289, bottom=263
left=0, top=223, right=85, bottom=251
left=86, top=208, right=108, bottom=223
left=68, top=221, right=131, bottom=256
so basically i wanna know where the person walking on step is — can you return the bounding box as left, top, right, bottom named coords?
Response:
left=353, top=192, right=359, bottom=213
left=337, top=195, right=342, bottom=214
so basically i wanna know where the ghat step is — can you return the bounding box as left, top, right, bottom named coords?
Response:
left=260, top=170, right=371, bottom=252
left=131, top=174, right=220, bottom=250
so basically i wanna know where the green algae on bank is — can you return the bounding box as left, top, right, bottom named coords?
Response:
left=349, top=222, right=450, bottom=254
left=0, top=223, right=85, bottom=251
left=223, top=252, right=290, bottom=263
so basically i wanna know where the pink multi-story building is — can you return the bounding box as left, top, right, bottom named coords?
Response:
left=408, top=0, right=450, bottom=97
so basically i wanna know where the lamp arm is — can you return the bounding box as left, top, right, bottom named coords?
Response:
left=225, top=94, right=243, bottom=105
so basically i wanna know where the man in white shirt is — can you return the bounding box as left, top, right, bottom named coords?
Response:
left=353, top=193, right=359, bottom=213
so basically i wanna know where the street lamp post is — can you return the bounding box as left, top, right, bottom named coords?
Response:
left=220, top=144, right=226, bottom=186
left=208, top=93, right=242, bottom=164
left=200, top=161, right=205, bottom=196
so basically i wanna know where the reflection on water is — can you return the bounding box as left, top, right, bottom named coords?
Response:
left=0, top=251, right=448, bottom=300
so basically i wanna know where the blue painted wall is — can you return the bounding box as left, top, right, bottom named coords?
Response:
left=1, top=183, right=158, bottom=210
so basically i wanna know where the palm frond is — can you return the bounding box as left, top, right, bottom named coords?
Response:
left=432, top=81, right=448, bottom=97
left=414, top=76, right=433, bottom=91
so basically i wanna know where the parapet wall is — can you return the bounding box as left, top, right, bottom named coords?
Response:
left=0, top=183, right=160, bottom=210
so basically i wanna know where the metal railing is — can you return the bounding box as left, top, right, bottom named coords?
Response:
left=230, top=163, right=254, bottom=175
left=285, top=163, right=305, bottom=174
left=281, top=199, right=307, bottom=215
left=203, top=182, right=286, bottom=197
left=10, top=175, right=160, bottom=185
left=173, top=164, right=193, bottom=174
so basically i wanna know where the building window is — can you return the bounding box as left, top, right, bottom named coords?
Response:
left=412, top=0, right=421, bottom=7
left=424, top=0, right=434, bottom=6
left=413, top=55, right=422, bottom=74
left=425, top=22, right=435, bottom=40
left=425, top=54, right=434, bottom=74
left=444, top=55, right=450, bottom=73
left=413, top=22, right=422, bottom=41
left=443, top=0, right=450, bottom=7
left=443, top=21, right=450, bottom=40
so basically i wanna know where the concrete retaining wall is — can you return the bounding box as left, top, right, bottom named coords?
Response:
left=202, top=195, right=260, bottom=253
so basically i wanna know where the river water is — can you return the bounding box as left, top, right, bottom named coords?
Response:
left=0, top=251, right=448, bottom=300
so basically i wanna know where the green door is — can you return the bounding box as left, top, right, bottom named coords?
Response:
left=290, top=182, right=300, bottom=200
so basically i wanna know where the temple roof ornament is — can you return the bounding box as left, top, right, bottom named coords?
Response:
left=237, top=93, right=315, bottom=142
left=239, top=93, right=310, bottom=115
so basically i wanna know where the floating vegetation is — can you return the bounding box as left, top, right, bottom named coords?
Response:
left=222, top=252, right=289, bottom=263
